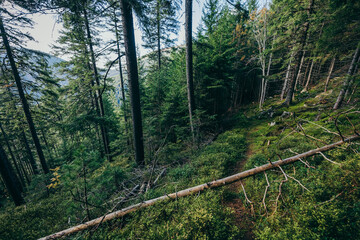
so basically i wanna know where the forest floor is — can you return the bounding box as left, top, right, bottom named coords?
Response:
left=224, top=129, right=257, bottom=239
left=224, top=132, right=254, bottom=240
left=1, top=70, right=360, bottom=239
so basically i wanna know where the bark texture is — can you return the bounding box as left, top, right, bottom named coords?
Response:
left=284, top=0, right=314, bottom=106
left=333, top=46, right=360, bottom=109
left=120, top=0, right=145, bottom=166
left=185, top=0, right=195, bottom=141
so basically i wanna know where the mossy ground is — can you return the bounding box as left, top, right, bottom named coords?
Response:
left=0, top=74, right=359, bottom=239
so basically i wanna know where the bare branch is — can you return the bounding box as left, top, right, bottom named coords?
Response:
left=262, top=171, right=270, bottom=215
left=318, top=152, right=342, bottom=166
left=240, top=181, right=255, bottom=216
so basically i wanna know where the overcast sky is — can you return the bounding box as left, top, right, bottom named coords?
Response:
left=23, top=0, right=207, bottom=64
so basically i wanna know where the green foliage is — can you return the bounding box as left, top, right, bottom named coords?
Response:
left=0, top=197, right=69, bottom=240
left=87, top=128, right=247, bottom=239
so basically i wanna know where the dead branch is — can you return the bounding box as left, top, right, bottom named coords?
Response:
left=316, top=191, right=343, bottom=207
left=286, top=174, right=309, bottom=192
left=273, top=166, right=288, bottom=215
left=288, top=149, right=315, bottom=169
left=240, top=181, right=254, bottom=216
left=91, top=184, right=140, bottom=235
left=262, top=171, right=270, bottom=215
left=299, top=118, right=340, bottom=136
left=318, top=152, right=341, bottom=166
left=39, top=135, right=360, bottom=240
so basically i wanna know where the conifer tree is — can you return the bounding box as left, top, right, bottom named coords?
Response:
left=0, top=13, right=49, bottom=174
left=185, top=0, right=195, bottom=142
left=120, top=0, right=145, bottom=166
left=142, top=0, right=180, bottom=69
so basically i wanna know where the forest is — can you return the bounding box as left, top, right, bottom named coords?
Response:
left=0, top=0, right=360, bottom=239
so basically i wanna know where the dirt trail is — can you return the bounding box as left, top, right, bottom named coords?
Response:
left=224, top=129, right=257, bottom=239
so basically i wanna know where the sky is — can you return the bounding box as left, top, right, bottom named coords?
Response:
left=23, top=0, right=207, bottom=64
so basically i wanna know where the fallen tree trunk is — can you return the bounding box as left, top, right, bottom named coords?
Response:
left=40, top=135, right=360, bottom=240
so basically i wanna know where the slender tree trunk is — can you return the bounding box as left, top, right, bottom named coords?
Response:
left=13, top=140, right=32, bottom=182
left=284, top=0, right=314, bottom=106
left=324, top=57, right=335, bottom=92
left=333, top=45, right=360, bottom=109
left=157, top=0, right=161, bottom=69
left=83, top=7, right=111, bottom=161
left=294, top=53, right=305, bottom=91
left=120, top=0, right=145, bottom=166
left=301, top=58, right=311, bottom=86
left=304, top=58, right=315, bottom=91
left=21, top=130, right=38, bottom=175
left=0, top=144, right=24, bottom=206
left=0, top=16, right=49, bottom=174
left=0, top=123, right=25, bottom=190
left=260, top=51, right=272, bottom=107
left=344, top=55, right=360, bottom=99
left=281, top=52, right=293, bottom=100
left=40, top=128, right=54, bottom=167
left=114, top=8, right=130, bottom=145
left=185, top=0, right=195, bottom=142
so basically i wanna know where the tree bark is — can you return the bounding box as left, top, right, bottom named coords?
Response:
left=0, top=143, right=24, bottom=206
left=157, top=0, right=161, bottom=69
left=284, top=0, right=314, bottom=106
left=21, top=130, right=38, bottom=175
left=304, top=58, right=315, bottom=91
left=0, top=16, right=49, bottom=174
left=114, top=8, right=129, bottom=145
left=40, top=135, right=360, bottom=240
left=260, top=50, right=273, bottom=108
left=185, top=0, right=195, bottom=142
left=0, top=123, right=25, bottom=190
left=294, top=53, right=305, bottom=91
left=333, top=45, right=360, bottom=109
left=281, top=52, right=293, bottom=100
left=344, top=54, right=360, bottom=99
left=324, top=57, right=335, bottom=92
left=120, top=0, right=145, bottom=166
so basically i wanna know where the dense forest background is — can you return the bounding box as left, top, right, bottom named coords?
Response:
left=1, top=0, right=360, bottom=239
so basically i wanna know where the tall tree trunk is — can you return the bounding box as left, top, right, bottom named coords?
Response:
left=344, top=55, right=360, bottom=99
left=281, top=52, right=293, bottom=100
left=114, top=8, right=129, bottom=145
left=260, top=51, right=273, bottom=107
left=21, top=130, right=38, bottom=175
left=333, top=45, right=360, bottom=109
left=83, top=7, right=111, bottom=161
left=157, top=0, right=161, bottom=69
left=12, top=140, right=31, bottom=183
left=0, top=123, right=25, bottom=190
left=120, top=0, right=145, bottom=166
left=185, top=0, right=195, bottom=142
left=301, top=58, right=311, bottom=86
left=324, top=57, right=335, bottom=92
left=0, top=144, right=24, bottom=206
left=294, top=53, right=305, bottom=91
left=284, top=0, right=314, bottom=106
left=304, top=58, right=315, bottom=91
left=0, top=16, right=49, bottom=174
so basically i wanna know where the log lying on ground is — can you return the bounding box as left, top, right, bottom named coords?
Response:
left=40, top=135, right=360, bottom=240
